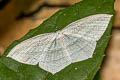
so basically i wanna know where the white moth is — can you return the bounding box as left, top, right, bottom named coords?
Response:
left=7, top=14, right=112, bottom=74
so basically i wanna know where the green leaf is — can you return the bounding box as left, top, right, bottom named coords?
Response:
left=0, top=0, right=114, bottom=80
left=93, top=72, right=102, bottom=80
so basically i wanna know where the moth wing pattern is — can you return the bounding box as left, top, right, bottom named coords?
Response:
left=7, top=14, right=113, bottom=74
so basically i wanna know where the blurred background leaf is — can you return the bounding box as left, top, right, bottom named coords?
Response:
left=0, top=0, right=10, bottom=9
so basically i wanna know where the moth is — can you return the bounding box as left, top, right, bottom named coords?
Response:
left=7, top=14, right=112, bottom=74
